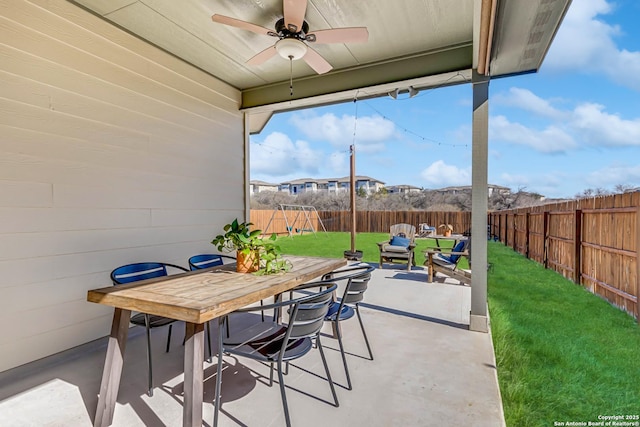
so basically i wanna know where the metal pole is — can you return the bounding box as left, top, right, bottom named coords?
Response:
left=350, top=144, right=356, bottom=253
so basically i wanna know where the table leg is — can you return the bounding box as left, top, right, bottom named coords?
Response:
left=183, top=322, right=205, bottom=427
left=94, top=308, right=131, bottom=427
left=427, top=253, right=434, bottom=282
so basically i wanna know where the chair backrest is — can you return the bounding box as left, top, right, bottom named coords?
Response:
left=286, top=283, right=337, bottom=340
left=322, top=264, right=374, bottom=306
left=188, top=254, right=236, bottom=270
left=389, top=223, right=416, bottom=244
left=447, top=240, right=468, bottom=264
left=110, top=262, right=187, bottom=285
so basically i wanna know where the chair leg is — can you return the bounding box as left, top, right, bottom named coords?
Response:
left=269, top=362, right=274, bottom=386
left=335, top=327, right=352, bottom=390
left=276, top=359, right=292, bottom=427
left=355, top=306, right=374, bottom=360
left=143, top=314, right=153, bottom=397
left=316, top=336, right=339, bottom=407
left=165, top=324, right=172, bottom=353
left=213, top=318, right=224, bottom=427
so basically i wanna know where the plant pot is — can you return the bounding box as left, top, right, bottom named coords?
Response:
left=444, top=230, right=452, bottom=237
left=344, top=250, right=363, bottom=261
left=236, top=250, right=259, bottom=273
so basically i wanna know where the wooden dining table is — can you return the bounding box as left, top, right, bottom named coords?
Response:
left=88, top=255, right=347, bottom=427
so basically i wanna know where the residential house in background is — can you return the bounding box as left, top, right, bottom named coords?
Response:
left=437, top=184, right=511, bottom=197
left=387, top=184, right=422, bottom=194
left=255, top=176, right=385, bottom=195
left=249, top=180, right=279, bottom=194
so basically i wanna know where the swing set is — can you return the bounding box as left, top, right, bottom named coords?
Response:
left=263, top=204, right=328, bottom=237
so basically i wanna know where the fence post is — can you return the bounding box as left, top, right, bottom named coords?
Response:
left=574, top=209, right=582, bottom=285
left=543, top=211, right=549, bottom=269
left=512, top=213, right=517, bottom=251
left=636, top=207, right=640, bottom=323
left=525, top=212, right=530, bottom=259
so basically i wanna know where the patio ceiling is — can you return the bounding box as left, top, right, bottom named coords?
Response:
left=71, top=0, right=571, bottom=125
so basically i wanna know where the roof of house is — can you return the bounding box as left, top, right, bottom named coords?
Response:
left=250, top=180, right=279, bottom=186
left=280, top=176, right=385, bottom=185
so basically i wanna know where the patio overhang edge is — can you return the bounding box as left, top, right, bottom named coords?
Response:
left=241, top=43, right=473, bottom=112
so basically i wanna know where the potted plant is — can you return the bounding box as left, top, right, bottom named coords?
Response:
left=211, top=219, right=290, bottom=274
left=439, top=223, right=454, bottom=237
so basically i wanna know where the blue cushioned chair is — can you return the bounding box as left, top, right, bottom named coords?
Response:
left=377, top=223, right=416, bottom=270
left=188, top=253, right=236, bottom=270
left=425, top=238, right=471, bottom=285
left=110, top=262, right=188, bottom=396
left=321, top=264, right=375, bottom=390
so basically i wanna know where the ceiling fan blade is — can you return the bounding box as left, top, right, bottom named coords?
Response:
left=246, top=45, right=278, bottom=66
left=302, top=47, right=332, bottom=74
left=307, top=27, right=369, bottom=44
left=283, top=0, right=307, bottom=33
left=212, top=14, right=275, bottom=37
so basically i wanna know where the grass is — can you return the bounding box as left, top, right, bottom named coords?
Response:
left=276, top=232, right=640, bottom=426
left=274, top=231, right=469, bottom=269
left=487, top=242, right=640, bottom=426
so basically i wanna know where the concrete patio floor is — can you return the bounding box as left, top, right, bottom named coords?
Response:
left=0, top=264, right=505, bottom=427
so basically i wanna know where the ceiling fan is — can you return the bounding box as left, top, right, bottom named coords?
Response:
left=211, top=0, right=369, bottom=74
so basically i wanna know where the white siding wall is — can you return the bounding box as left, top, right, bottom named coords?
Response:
left=0, top=0, right=244, bottom=372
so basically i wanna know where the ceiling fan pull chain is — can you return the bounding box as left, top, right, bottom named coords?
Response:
left=289, top=56, right=294, bottom=97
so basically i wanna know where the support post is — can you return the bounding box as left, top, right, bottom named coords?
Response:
left=470, top=70, right=489, bottom=333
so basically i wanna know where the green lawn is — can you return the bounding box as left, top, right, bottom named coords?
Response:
left=276, top=232, right=640, bottom=426
left=488, top=242, right=640, bottom=426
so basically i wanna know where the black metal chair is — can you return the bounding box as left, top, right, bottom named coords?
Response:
left=110, top=262, right=188, bottom=396
left=213, top=281, right=339, bottom=427
left=321, top=264, right=375, bottom=390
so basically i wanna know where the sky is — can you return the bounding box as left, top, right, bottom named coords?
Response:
left=249, top=0, right=640, bottom=199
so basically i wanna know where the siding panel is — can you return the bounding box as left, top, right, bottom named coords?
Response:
left=0, top=0, right=245, bottom=371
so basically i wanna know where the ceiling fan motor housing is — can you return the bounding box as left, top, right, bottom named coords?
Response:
left=274, top=17, right=310, bottom=39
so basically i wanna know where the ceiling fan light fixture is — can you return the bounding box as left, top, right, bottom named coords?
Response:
left=275, top=38, right=308, bottom=60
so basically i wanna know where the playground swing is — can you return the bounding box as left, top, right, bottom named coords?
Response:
left=263, top=204, right=328, bottom=237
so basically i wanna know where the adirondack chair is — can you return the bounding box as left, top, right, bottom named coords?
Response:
left=377, top=223, right=416, bottom=270
left=424, top=237, right=471, bottom=285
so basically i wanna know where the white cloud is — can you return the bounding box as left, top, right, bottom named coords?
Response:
left=420, top=160, right=470, bottom=186
left=491, top=88, right=640, bottom=152
left=586, top=164, right=640, bottom=188
left=499, top=173, right=530, bottom=188
left=289, top=113, right=395, bottom=153
left=571, top=103, right=640, bottom=146
left=545, top=0, right=640, bottom=90
left=494, top=88, right=567, bottom=119
left=490, top=115, right=577, bottom=153
left=327, top=151, right=348, bottom=176
left=250, top=132, right=322, bottom=177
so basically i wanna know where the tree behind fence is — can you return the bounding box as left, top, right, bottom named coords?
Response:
left=489, top=191, right=639, bottom=321
left=250, top=210, right=472, bottom=235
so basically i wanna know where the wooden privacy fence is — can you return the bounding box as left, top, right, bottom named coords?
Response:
left=251, top=210, right=472, bottom=235
left=489, top=191, right=640, bottom=321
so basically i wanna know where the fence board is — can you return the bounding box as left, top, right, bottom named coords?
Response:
left=251, top=210, right=472, bottom=235
left=488, top=191, right=640, bottom=320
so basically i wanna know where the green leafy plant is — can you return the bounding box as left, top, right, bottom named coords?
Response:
left=211, top=218, right=291, bottom=275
